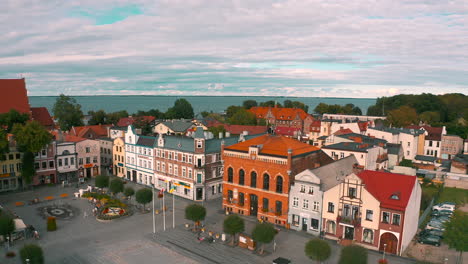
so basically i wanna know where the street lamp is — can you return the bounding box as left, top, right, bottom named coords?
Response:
left=382, top=243, right=387, bottom=260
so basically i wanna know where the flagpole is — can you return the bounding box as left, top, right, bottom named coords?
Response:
left=163, top=188, right=166, bottom=231
left=172, top=190, right=175, bottom=229
left=152, top=185, right=155, bottom=234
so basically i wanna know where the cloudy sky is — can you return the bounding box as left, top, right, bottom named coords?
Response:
left=1, top=0, right=468, bottom=97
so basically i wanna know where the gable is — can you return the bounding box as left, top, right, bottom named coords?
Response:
left=295, top=169, right=321, bottom=185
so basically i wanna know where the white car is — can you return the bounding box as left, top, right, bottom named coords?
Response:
left=426, top=220, right=445, bottom=231
left=432, top=202, right=455, bottom=212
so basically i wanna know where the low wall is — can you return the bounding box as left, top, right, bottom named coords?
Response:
left=444, top=172, right=468, bottom=189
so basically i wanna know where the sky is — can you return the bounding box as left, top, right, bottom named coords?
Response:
left=1, top=0, right=468, bottom=97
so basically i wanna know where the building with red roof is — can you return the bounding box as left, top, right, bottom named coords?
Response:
left=117, top=116, right=156, bottom=127
left=249, top=106, right=314, bottom=135
left=222, top=134, right=333, bottom=226
left=322, top=170, right=421, bottom=255
left=31, top=107, right=54, bottom=129
left=223, top=124, right=268, bottom=136
left=69, top=124, right=112, bottom=139
left=274, top=126, right=302, bottom=138
left=0, top=79, right=30, bottom=115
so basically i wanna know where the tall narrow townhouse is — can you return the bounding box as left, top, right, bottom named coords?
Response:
left=288, top=156, right=358, bottom=236
left=99, top=138, right=113, bottom=175
left=75, top=138, right=101, bottom=178
left=222, top=134, right=333, bottom=227
left=124, top=125, right=155, bottom=186
left=56, top=141, right=78, bottom=183
left=33, top=142, right=56, bottom=185
left=0, top=134, right=22, bottom=192
left=113, top=137, right=126, bottom=178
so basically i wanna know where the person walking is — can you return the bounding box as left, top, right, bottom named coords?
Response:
left=84, top=210, right=88, bottom=218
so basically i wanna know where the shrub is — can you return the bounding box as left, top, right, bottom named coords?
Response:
left=95, top=175, right=110, bottom=188
left=109, top=178, right=124, bottom=195
left=124, top=187, right=135, bottom=197
left=20, top=244, right=44, bottom=264
left=338, top=245, right=368, bottom=264
left=305, top=238, right=331, bottom=263
left=47, top=216, right=57, bottom=231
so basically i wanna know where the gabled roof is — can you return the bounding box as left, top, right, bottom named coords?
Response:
left=136, top=136, right=156, bottom=147
left=0, top=79, right=30, bottom=114
left=117, top=116, right=156, bottom=127
left=249, top=107, right=311, bottom=121
left=225, top=134, right=320, bottom=157
left=224, top=124, right=268, bottom=135
left=333, top=128, right=353, bottom=136
left=310, top=120, right=321, bottom=129
left=31, top=107, right=54, bottom=127
left=64, top=134, right=86, bottom=143
left=337, top=133, right=387, bottom=146
left=357, top=121, right=368, bottom=132
left=406, top=125, right=444, bottom=141
left=70, top=124, right=111, bottom=138
left=307, top=155, right=358, bottom=191
left=369, top=126, right=424, bottom=136
left=160, top=120, right=194, bottom=132
left=322, top=142, right=375, bottom=152
left=358, top=170, right=417, bottom=211
left=274, top=126, right=301, bottom=136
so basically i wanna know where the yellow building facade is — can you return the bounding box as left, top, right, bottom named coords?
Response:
left=113, top=137, right=126, bottom=178
left=0, top=150, right=22, bottom=192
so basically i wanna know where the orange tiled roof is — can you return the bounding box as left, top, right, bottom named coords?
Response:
left=225, top=134, right=320, bottom=157
left=249, top=107, right=311, bottom=121
left=70, top=124, right=111, bottom=138
left=334, top=128, right=353, bottom=136
left=0, top=79, right=30, bottom=114
left=357, top=121, right=368, bottom=132
left=224, top=124, right=268, bottom=135
left=117, top=116, right=155, bottom=127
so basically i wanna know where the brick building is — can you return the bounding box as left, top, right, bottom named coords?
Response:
left=222, top=134, right=333, bottom=226
left=33, top=142, right=56, bottom=185
left=249, top=107, right=314, bottom=135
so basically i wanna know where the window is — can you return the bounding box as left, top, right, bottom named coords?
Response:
left=196, top=140, right=203, bottom=148
left=157, top=162, right=160, bottom=171
left=238, top=192, right=244, bottom=206
left=352, top=206, right=359, bottom=219
left=313, top=201, right=319, bottom=211
left=238, top=169, right=245, bottom=185
left=79, top=158, right=83, bottom=165
left=162, top=163, right=166, bottom=172
left=93, top=156, right=97, bottom=163
left=276, top=176, right=283, bottom=193
left=382, top=212, right=390, bottom=223
left=86, top=157, right=90, bottom=164
left=363, top=229, right=373, bottom=243
left=292, top=215, right=300, bottom=226
left=328, top=202, right=334, bottom=213
left=16, top=153, right=20, bottom=159
left=217, top=184, right=222, bottom=193
left=49, top=161, right=54, bottom=168
left=182, top=167, right=186, bottom=177
left=182, top=155, right=186, bottom=162
left=250, top=171, right=257, bottom=188
left=407, top=151, right=410, bottom=156
left=174, top=165, right=178, bottom=176
left=263, top=173, right=270, bottom=190
left=227, top=167, right=233, bottom=183
left=366, top=210, right=373, bottom=221
left=34, top=162, right=40, bottom=170
left=348, top=187, right=356, bottom=198
left=293, top=197, right=299, bottom=207
left=42, top=162, right=47, bottom=169
left=344, top=204, right=350, bottom=216
left=64, top=158, right=68, bottom=166
left=340, top=152, right=344, bottom=158
left=86, top=147, right=90, bottom=153
left=303, top=199, right=309, bottom=209
left=275, top=201, right=282, bottom=215
left=42, top=149, right=46, bottom=156
left=429, top=141, right=433, bottom=147
left=262, top=198, right=269, bottom=211
left=2, top=165, right=6, bottom=173
left=227, top=190, right=233, bottom=201
left=311, top=218, right=319, bottom=230
left=407, top=142, right=410, bottom=147
left=188, top=155, right=192, bottom=163
left=188, top=169, right=192, bottom=178
left=169, top=164, right=173, bottom=174
left=327, top=221, right=336, bottom=234
left=308, top=186, right=313, bottom=194
left=300, top=185, right=306, bottom=193
left=392, top=214, right=401, bottom=226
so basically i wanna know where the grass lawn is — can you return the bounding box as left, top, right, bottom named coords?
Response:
left=437, top=187, right=468, bottom=205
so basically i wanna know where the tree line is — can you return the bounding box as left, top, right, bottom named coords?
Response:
left=367, top=93, right=468, bottom=137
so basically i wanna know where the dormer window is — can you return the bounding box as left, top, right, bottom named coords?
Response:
left=196, top=140, right=203, bottom=148
left=390, top=192, right=400, bottom=200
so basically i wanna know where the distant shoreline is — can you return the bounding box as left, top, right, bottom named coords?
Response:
left=29, top=95, right=377, bottom=99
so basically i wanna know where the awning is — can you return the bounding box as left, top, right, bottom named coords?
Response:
left=14, top=219, right=27, bottom=231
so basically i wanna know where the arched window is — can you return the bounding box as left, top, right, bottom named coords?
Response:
left=238, top=192, right=245, bottom=206
left=263, top=173, right=270, bottom=190
left=239, top=169, right=245, bottom=185
left=250, top=171, right=257, bottom=188
left=276, top=176, right=283, bottom=193
left=227, top=167, right=233, bottom=183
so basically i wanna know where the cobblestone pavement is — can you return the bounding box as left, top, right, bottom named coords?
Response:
left=0, top=180, right=453, bottom=264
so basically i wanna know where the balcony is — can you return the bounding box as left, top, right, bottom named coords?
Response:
left=337, top=215, right=361, bottom=228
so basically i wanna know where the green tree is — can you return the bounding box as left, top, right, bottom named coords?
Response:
left=338, top=245, right=368, bottom=264
left=225, top=105, right=243, bottom=118
left=443, top=210, right=468, bottom=261
left=399, top=159, right=414, bottom=168
left=52, top=94, right=84, bottom=131
left=259, top=100, right=281, bottom=108
left=251, top=222, right=277, bottom=254
left=208, top=125, right=227, bottom=138
left=133, top=116, right=153, bottom=135
left=305, top=238, right=331, bottom=264
left=242, top=100, right=258, bottom=109
left=21, top=152, right=35, bottom=185
left=0, top=214, right=15, bottom=243
left=0, top=130, right=9, bottom=159
left=228, top=109, right=257, bottom=125
left=284, top=100, right=309, bottom=112
left=419, top=111, right=441, bottom=124
left=387, top=106, right=418, bottom=127
left=314, top=103, right=330, bottom=115
left=88, top=110, right=108, bottom=125
left=124, top=186, right=135, bottom=198
left=20, top=244, right=44, bottom=264
left=166, top=99, right=194, bottom=119
left=185, top=204, right=206, bottom=230
left=0, top=109, right=29, bottom=132
left=106, top=110, right=129, bottom=125
left=136, top=188, right=153, bottom=210
left=223, top=214, right=245, bottom=245
left=12, top=121, right=52, bottom=153
left=95, top=175, right=110, bottom=189
left=109, top=178, right=124, bottom=196
left=200, top=111, right=211, bottom=118
left=257, top=118, right=267, bottom=126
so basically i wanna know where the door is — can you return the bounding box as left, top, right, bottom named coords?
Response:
left=302, top=218, right=308, bottom=231
left=86, top=168, right=91, bottom=178
left=379, top=232, right=398, bottom=255
left=344, top=226, right=354, bottom=240
left=196, top=187, right=203, bottom=200
left=132, top=171, right=137, bottom=182
left=249, top=194, right=258, bottom=216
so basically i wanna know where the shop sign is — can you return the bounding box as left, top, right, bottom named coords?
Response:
left=84, top=164, right=93, bottom=168
left=0, top=173, right=11, bottom=178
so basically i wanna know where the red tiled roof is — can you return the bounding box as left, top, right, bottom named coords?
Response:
left=358, top=121, right=368, bottom=132
left=407, top=125, right=443, bottom=141
left=70, top=124, right=112, bottom=138
left=225, top=134, right=320, bottom=157
left=31, top=107, right=54, bottom=127
left=358, top=170, right=416, bottom=211
left=64, top=134, right=86, bottom=142
left=224, top=124, right=268, bottom=135
left=249, top=107, right=312, bottom=121
left=117, top=116, right=156, bottom=127
left=0, top=79, right=30, bottom=114
left=274, top=126, right=301, bottom=136
left=334, top=128, right=353, bottom=136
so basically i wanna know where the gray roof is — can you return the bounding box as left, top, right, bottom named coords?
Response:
left=308, top=155, right=358, bottom=191
left=370, top=126, right=424, bottom=136
left=193, top=127, right=205, bottom=138
left=110, top=126, right=127, bottom=131
left=386, top=143, right=402, bottom=155
left=322, top=142, right=374, bottom=152
left=162, top=120, right=194, bottom=132
left=337, top=133, right=387, bottom=146
left=415, top=155, right=436, bottom=162
left=136, top=136, right=156, bottom=147
left=162, top=136, right=195, bottom=152
left=453, top=154, right=468, bottom=164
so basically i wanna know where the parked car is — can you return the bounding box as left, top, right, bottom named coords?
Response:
left=418, top=234, right=441, bottom=246
left=433, top=215, right=450, bottom=223
left=426, top=220, right=445, bottom=231
left=431, top=209, right=453, bottom=217
left=432, top=202, right=456, bottom=212
left=419, top=229, right=444, bottom=238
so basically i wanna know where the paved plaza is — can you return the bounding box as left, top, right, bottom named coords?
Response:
left=0, top=181, right=434, bottom=264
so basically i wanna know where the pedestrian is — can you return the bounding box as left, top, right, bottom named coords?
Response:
left=93, top=208, right=97, bottom=216
left=33, top=230, right=40, bottom=240
left=84, top=211, right=88, bottom=218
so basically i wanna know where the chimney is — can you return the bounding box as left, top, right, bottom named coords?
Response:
left=226, top=132, right=231, bottom=138
left=242, top=131, right=249, bottom=136
left=219, top=132, right=223, bottom=139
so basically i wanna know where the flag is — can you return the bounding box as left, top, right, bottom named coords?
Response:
left=158, top=188, right=165, bottom=196
left=169, top=185, right=176, bottom=194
